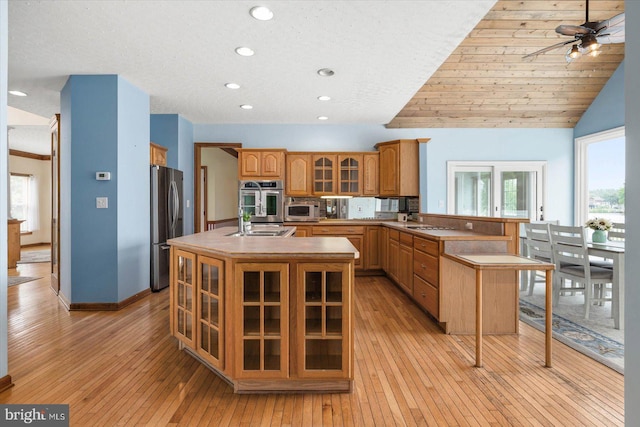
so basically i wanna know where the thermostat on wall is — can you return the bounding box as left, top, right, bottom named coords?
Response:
left=96, top=171, right=111, bottom=181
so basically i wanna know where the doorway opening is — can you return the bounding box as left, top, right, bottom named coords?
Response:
left=194, top=143, right=241, bottom=233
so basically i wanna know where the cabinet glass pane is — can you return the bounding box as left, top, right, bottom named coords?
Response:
left=264, top=306, right=281, bottom=335
left=186, top=286, right=193, bottom=311
left=201, top=294, right=209, bottom=320
left=201, top=265, right=209, bottom=292
left=178, top=283, right=185, bottom=306
left=243, top=272, right=260, bottom=302
left=326, top=306, right=342, bottom=335
left=244, top=340, right=260, bottom=370
left=264, top=272, right=280, bottom=302
left=178, top=310, right=184, bottom=334
left=264, top=339, right=281, bottom=371
left=305, top=339, right=342, bottom=370
left=305, top=271, right=322, bottom=302
left=209, top=328, right=219, bottom=358
left=210, top=299, right=219, bottom=328
left=305, top=306, right=322, bottom=335
left=200, top=325, right=209, bottom=351
left=185, top=312, right=193, bottom=339
left=326, top=272, right=343, bottom=302
left=244, top=306, right=260, bottom=335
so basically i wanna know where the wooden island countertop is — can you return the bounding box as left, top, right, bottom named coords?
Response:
left=168, top=226, right=360, bottom=260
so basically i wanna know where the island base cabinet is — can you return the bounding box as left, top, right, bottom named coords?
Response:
left=439, top=257, right=518, bottom=335
left=235, top=263, right=289, bottom=379
left=296, top=263, right=352, bottom=380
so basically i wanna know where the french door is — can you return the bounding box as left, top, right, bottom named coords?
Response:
left=447, top=161, right=546, bottom=221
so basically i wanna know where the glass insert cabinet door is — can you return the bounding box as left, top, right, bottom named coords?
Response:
left=297, top=263, right=351, bottom=379
left=447, top=161, right=546, bottom=221
left=236, top=263, right=289, bottom=379
left=197, top=255, right=224, bottom=369
left=173, top=249, right=196, bottom=348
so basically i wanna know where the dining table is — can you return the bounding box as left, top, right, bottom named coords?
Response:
left=520, top=236, right=625, bottom=330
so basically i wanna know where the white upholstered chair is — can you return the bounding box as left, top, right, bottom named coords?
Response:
left=549, top=225, right=617, bottom=323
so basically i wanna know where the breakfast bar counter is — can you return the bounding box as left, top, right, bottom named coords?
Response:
left=167, top=227, right=359, bottom=393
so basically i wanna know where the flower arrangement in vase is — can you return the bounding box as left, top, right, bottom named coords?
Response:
left=585, top=217, right=612, bottom=243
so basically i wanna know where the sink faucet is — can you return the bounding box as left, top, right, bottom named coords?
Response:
left=238, top=180, right=263, bottom=232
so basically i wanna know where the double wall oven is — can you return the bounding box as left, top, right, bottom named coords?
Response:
left=239, top=180, right=284, bottom=223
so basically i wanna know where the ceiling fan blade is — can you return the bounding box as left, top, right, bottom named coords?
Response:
left=594, top=12, right=625, bottom=44
left=523, top=39, right=578, bottom=59
left=556, top=24, right=593, bottom=36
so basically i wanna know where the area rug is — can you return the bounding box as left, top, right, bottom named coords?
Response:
left=17, top=249, right=51, bottom=264
left=520, top=299, right=624, bottom=374
left=8, top=276, right=41, bottom=287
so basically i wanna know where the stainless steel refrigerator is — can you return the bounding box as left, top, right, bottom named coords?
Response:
left=150, top=165, right=184, bottom=291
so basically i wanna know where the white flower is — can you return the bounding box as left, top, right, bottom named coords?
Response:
left=584, top=217, right=612, bottom=231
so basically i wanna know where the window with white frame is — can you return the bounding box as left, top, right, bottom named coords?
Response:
left=10, top=173, right=40, bottom=233
left=447, top=161, right=546, bottom=221
left=574, top=127, right=625, bottom=226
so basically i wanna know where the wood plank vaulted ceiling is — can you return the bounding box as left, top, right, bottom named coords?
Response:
left=387, top=0, right=625, bottom=129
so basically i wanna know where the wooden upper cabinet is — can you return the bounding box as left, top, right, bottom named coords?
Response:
left=362, top=152, right=379, bottom=196
left=375, top=139, right=423, bottom=197
left=285, top=153, right=312, bottom=196
left=312, top=154, right=337, bottom=195
left=150, top=142, right=167, bottom=166
left=239, top=149, right=285, bottom=180
left=337, top=154, right=362, bottom=196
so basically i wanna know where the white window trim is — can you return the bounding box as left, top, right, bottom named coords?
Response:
left=447, top=160, right=547, bottom=220
left=574, top=126, right=625, bottom=226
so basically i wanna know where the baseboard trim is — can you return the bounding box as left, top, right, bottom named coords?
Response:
left=68, top=288, right=152, bottom=311
left=0, top=375, right=14, bottom=393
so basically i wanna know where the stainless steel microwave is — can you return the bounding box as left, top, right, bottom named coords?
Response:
left=285, top=202, right=320, bottom=222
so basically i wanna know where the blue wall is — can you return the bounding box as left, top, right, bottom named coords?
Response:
left=574, top=61, right=625, bottom=138
left=117, top=77, right=150, bottom=301
left=150, top=114, right=179, bottom=169
left=60, top=75, right=150, bottom=304
left=151, top=114, right=195, bottom=235
left=194, top=124, right=574, bottom=224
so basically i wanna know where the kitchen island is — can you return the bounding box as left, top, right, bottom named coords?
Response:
left=167, top=226, right=359, bottom=393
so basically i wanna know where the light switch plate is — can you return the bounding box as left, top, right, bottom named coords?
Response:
left=96, top=197, right=108, bottom=209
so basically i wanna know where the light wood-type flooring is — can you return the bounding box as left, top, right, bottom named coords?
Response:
left=2, top=251, right=624, bottom=426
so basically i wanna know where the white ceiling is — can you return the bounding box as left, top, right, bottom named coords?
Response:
left=7, top=0, right=495, bottom=154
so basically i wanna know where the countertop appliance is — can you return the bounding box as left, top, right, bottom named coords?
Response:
left=239, top=180, right=284, bottom=223
left=285, top=201, right=320, bottom=222
left=151, top=165, right=184, bottom=291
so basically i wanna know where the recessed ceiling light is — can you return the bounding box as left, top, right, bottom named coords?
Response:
left=240, top=104, right=253, bottom=110
left=225, top=83, right=241, bottom=89
left=250, top=6, right=274, bottom=21
left=317, top=116, right=329, bottom=121
left=317, top=68, right=335, bottom=77
left=235, top=47, right=255, bottom=57
left=317, top=95, right=331, bottom=101
left=9, top=90, right=27, bottom=97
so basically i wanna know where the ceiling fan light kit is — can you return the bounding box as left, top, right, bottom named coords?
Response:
left=524, top=0, right=624, bottom=61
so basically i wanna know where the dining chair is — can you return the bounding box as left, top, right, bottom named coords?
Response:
left=608, top=222, right=625, bottom=242
left=522, top=223, right=553, bottom=296
left=549, top=225, right=617, bottom=323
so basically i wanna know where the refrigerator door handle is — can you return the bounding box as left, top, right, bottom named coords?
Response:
left=169, top=180, right=179, bottom=235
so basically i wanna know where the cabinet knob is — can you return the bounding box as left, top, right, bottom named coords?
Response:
left=421, top=264, right=426, bottom=269
left=421, top=293, right=426, bottom=298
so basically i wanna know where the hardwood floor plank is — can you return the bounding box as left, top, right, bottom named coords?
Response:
left=0, top=267, right=624, bottom=426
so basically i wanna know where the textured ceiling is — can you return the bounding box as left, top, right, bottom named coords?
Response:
left=7, top=0, right=495, bottom=127
left=387, top=0, right=625, bottom=128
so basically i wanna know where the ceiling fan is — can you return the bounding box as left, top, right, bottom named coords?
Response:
left=523, top=0, right=625, bottom=62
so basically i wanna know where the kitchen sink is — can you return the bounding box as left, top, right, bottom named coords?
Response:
left=226, top=229, right=288, bottom=237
